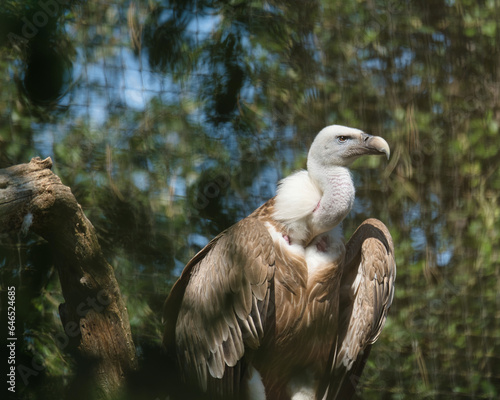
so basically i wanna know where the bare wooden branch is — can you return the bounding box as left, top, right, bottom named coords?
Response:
left=0, top=157, right=137, bottom=399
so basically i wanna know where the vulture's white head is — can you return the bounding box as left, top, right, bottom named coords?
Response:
left=274, top=125, right=390, bottom=241
left=307, top=125, right=390, bottom=170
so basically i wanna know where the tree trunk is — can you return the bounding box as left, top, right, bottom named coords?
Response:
left=0, top=157, right=137, bottom=399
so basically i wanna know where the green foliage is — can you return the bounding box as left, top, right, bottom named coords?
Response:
left=1, top=0, right=500, bottom=399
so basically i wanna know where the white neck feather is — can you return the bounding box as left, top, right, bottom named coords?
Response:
left=273, top=170, right=321, bottom=227
left=309, top=166, right=354, bottom=236
left=273, top=166, right=355, bottom=244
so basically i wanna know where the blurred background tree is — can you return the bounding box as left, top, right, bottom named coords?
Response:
left=1, top=0, right=499, bottom=399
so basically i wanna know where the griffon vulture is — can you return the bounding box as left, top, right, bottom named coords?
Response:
left=163, top=125, right=396, bottom=400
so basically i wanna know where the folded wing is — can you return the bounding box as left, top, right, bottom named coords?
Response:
left=319, top=218, right=396, bottom=400
left=162, top=216, right=276, bottom=398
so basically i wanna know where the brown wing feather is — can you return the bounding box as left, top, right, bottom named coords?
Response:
left=162, top=215, right=275, bottom=398
left=320, top=218, right=396, bottom=400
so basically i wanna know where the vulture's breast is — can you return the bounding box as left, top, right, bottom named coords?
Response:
left=263, top=221, right=343, bottom=370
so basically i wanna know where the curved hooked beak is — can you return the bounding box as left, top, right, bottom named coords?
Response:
left=362, top=133, right=391, bottom=160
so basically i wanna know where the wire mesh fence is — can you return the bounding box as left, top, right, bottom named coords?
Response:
left=1, top=0, right=500, bottom=399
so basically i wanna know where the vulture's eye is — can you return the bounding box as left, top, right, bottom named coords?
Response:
left=337, top=136, right=349, bottom=143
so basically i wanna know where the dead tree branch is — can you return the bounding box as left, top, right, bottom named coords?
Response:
left=0, top=157, right=137, bottom=399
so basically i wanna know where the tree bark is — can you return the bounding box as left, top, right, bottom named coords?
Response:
left=0, top=157, right=137, bottom=399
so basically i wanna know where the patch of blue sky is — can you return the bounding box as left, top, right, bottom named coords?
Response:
left=249, top=42, right=279, bottom=66
left=361, top=56, right=385, bottom=71
left=156, top=7, right=174, bottom=27
left=187, top=12, right=222, bottom=42
left=305, top=32, right=323, bottom=64
left=32, top=123, right=55, bottom=158
left=429, top=193, right=441, bottom=219
left=270, top=126, right=303, bottom=172
left=431, top=32, right=446, bottom=43
left=403, top=202, right=420, bottom=225
left=188, top=233, right=210, bottom=250
left=259, top=165, right=280, bottom=197
left=173, top=257, right=188, bottom=276
left=132, top=170, right=150, bottom=192
left=395, top=47, right=414, bottom=68
left=171, top=174, right=187, bottom=198
left=124, top=88, right=145, bottom=109
left=247, top=164, right=280, bottom=207
left=68, top=44, right=184, bottom=128
left=158, top=81, right=183, bottom=105
left=121, top=61, right=144, bottom=92
left=410, top=226, right=426, bottom=253
left=437, top=248, right=453, bottom=266
left=409, top=75, right=422, bottom=86
left=351, top=196, right=371, bottom=217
